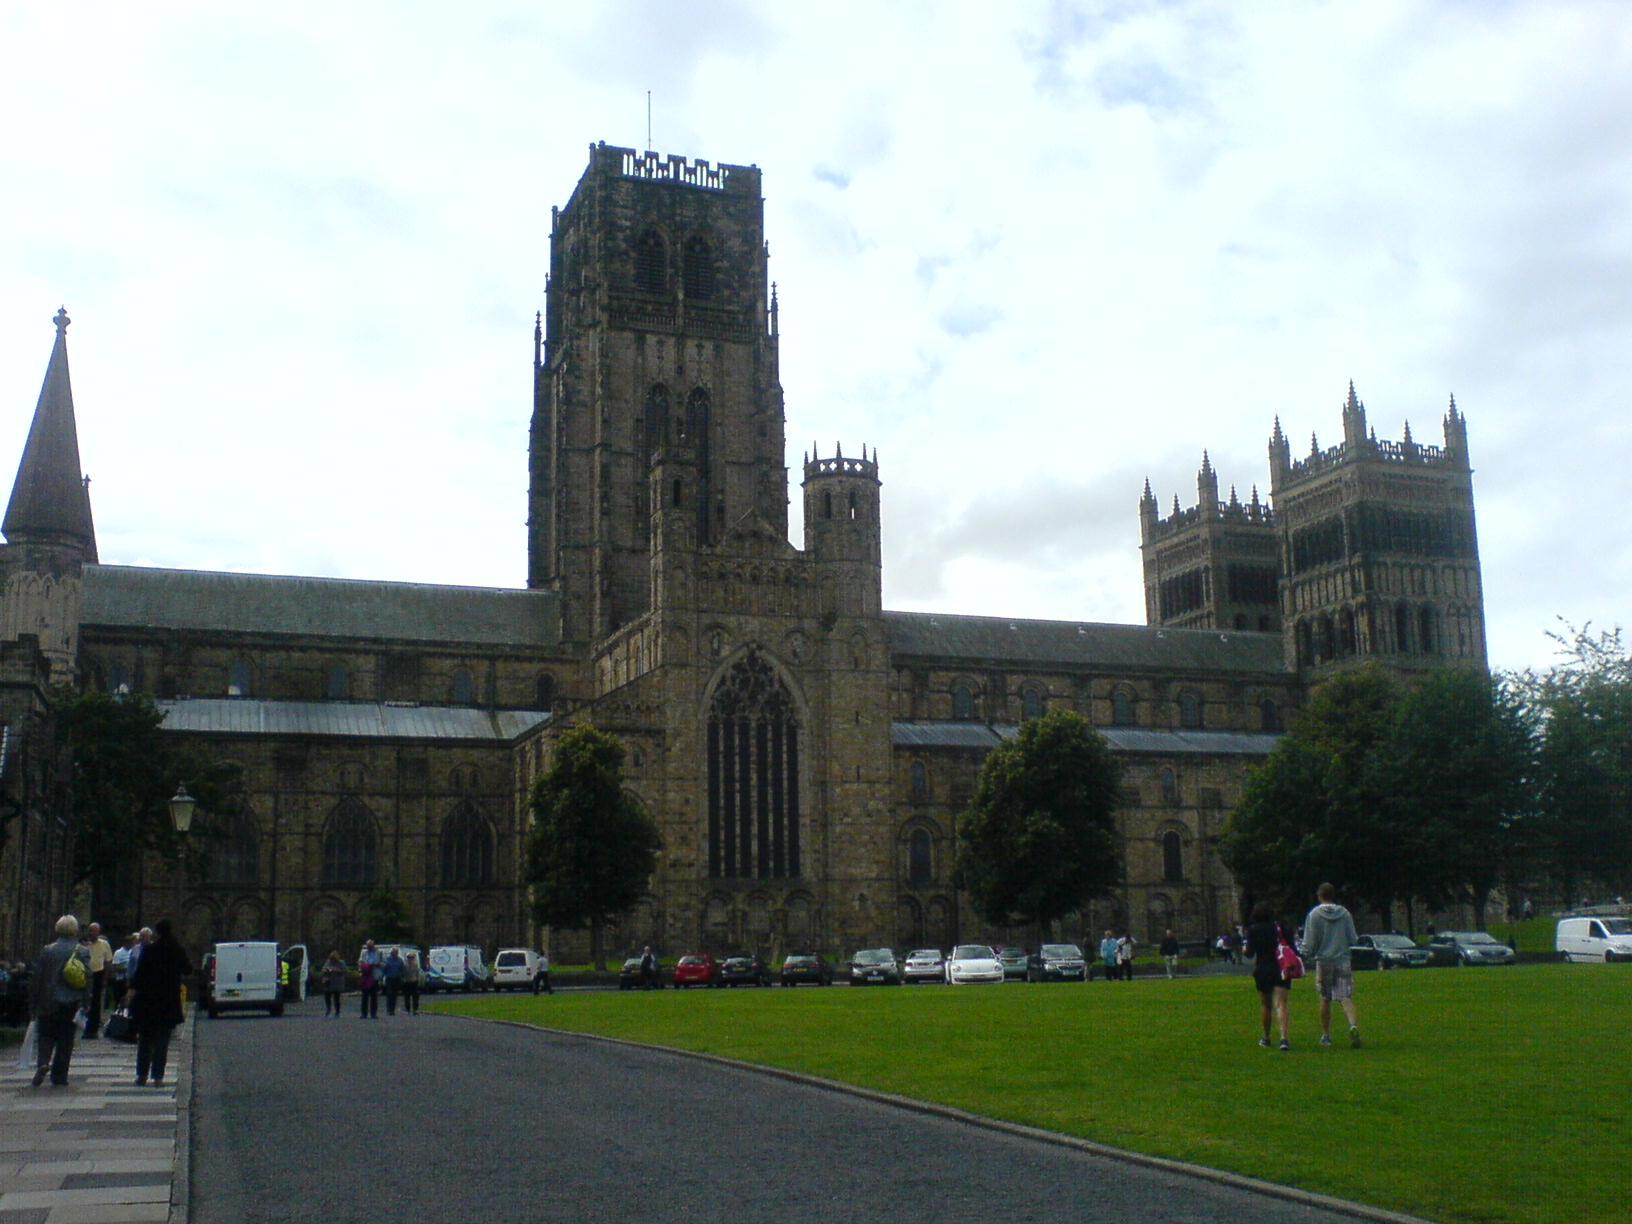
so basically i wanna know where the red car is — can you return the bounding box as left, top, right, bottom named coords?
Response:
left=671, top=953, right=721, bottom=988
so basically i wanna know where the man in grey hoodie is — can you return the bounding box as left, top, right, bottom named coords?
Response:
left=1299, top=883, right=1361, bottom=1048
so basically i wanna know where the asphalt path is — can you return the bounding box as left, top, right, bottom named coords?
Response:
left=190, top=999, right=1398, bottom=1224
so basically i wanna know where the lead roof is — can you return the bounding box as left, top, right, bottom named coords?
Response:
left=157, top=698, right=550, bottom=742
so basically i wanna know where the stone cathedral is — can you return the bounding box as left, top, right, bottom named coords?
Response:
left=0, top=143, right=1486, bottom=963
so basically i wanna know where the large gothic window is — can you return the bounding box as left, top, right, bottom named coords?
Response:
left=202, top=800, right=259, bottom=886
left=707, top=650, right=800, bottom=880
left=441, top=801, right=495, bottom=888
left=634, top=228, right=666, bottom=294
left=322, top=797, right=377, bottom=887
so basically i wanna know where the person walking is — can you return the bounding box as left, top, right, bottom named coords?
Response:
left=127, top=918, right=192, bottom=1087
left=1097, top=930, right=1118, bottom=982
left=1300, top=882, right=1361, bottom=1048
left=1115, top=932, right=1136, bottom=981
left=639, top=946, right=658, bottom=991
left=321, top=951, right=347, bottom=1016
left=382, top=948, right=405, bottom=1015
left=533, top=950, right=552, bottom=995
left=30, top=915, right=91, bottom=1088
left=1245, top=902, right=1294, bottom=1050
left=400, top=951, right=422, bottom=1013
left=1159, top=929, right=1180, bottom=979
left=357, top=940, right=382, bottom=1018
left=82, top=922, right=114, bottom=1039
left=110, top=931, right=138, bottom=1012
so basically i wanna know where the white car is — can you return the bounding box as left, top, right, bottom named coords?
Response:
left=945, top=944, right=1004, bottom=985
left=902, top=948, right=946, bottom=984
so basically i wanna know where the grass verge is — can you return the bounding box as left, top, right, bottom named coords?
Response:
left=433, top=966, right=1629, bottom=1224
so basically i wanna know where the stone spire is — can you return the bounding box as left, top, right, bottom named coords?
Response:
left=3, top=307, right=98, bottom=560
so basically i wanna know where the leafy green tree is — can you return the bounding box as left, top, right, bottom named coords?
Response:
left=526, top=724, right=661, bottom=969
left=956, top=709, right=1123, bottom=929
left=1514, top=623, right=1632, bottom=905
left=359, top=882, right=415, bottom=944
left=53, top=688, right=242, bottom=914
left=1388, top=668, right=1537, bottom=928
left=1222, top=667, right=1408, bottom=925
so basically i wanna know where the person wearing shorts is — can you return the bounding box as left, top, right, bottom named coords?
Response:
left=1245, top=903, right=1293, bottom=1049
left=1300, top=882, right=1361, bottom=1048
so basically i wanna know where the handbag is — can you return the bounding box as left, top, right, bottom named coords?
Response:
left=1276, top=937, right=1305, bottom=980
left=104, top=1009, right=135, bottom=1043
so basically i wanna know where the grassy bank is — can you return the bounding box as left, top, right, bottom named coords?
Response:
left=433, top=965, right=1628, bottom=1224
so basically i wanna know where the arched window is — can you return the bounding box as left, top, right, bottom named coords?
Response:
left=107, top=663, right=130, bottom=694
left=1160, top=768, right=1179, bottom=806
left=634, top=228, right=666, bottom=294
left=1162, top=830, right=1184, bottom=883
left=909, top=761, right=927, bottom=802
left=1111, top=688, right=1136, bottom=727
left=684, top=388, right=713, bottom=544
left=643, top=385, right=670, bottom=464
left=1419, top=605, right=1436, bottom=654
left=1021, top=688, right=1043, bottom=722
left=1260, top=699, right=1281, bottom=732
left=908, top=828, right=933, bottom=886
left=441, top=801, right=494, bottom=888
left=1179, top=692, right=1202, bottom=729
left=452, top=667, right=475, bottom=705
left=227, top=658, right=252, bottom=697
left=536, top=673, right=556, bottom=709
left=326, top=664, right=349, bottom=701
left=682, top=235, right=715, bottom=299
left=321, top=797, right=377, bottom=887
left=707, top=649, right=801, bottom=881
left=951, top=682, right=974, bottom=721
left=202, top=800, right=259, bottom=886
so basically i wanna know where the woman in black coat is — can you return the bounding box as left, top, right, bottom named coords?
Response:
left=127, top=919, right=193, bottom=1086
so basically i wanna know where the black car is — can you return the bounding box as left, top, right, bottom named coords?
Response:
left=1426, top=931, right=1517, bottom=967
left=780, top=955, right=833, bottom=986
left=719, top=954, right=772, bottom=987
left=1349, top=933, right=1430, bottom=970
left=848, top=948, right=902, bottom=985
left=1027, top=943, right=1087, bottom=981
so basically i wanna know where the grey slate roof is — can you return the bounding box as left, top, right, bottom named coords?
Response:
left=884, top=610, right=1288, bottom=675
left=157, top=698, right=550, bottom=742
left=82, top=565, right=560, bottom=648
left=892, top=721, right=1281, bottom=757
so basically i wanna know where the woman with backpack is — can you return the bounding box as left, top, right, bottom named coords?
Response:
left=1245, top=901, right=1297, bottom=1051
left=127, top=918, right=193, bottom=1086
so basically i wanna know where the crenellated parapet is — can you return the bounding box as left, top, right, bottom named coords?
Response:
left=594, top=141, right=758, bottom=194
left=1271, top=384, right=1469, bottom=494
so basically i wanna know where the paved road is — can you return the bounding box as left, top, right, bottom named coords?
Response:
left=191, top=1001, right=1397, bottom=1224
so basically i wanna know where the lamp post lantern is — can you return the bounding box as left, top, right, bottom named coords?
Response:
left=169, top=783, right=196, bottom=835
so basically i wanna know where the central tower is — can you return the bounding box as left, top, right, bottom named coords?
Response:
left=529, top=143, right=787, bottom=647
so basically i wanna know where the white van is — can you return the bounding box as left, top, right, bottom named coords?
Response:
left=206, top=941, right=304, bottom=1017
left=425, top=944, right=490, bottom=992
left=1556, top=916, right=1632, bottom=962
left=492, top=948, right=551, bottom=992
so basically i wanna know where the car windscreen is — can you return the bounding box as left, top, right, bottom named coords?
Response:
left=1371, top=936, right=1417, bottom=949
left=678, top=956, right=705, bottom=965
left=951, top=946, right=994, bottom=959
left=907, top=950, right=940, bottom=959
left=853, top=949, right=891, bottom=964
left=1463, top=933, right=1502, bottom=944
left=496, top=953, right=526, bottom=966
left=1040, top=945, right=1080, bottom=957
left=1600, top=918, right=1632, bottom=934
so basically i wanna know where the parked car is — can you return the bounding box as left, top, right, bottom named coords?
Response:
left=1556, top=916, right=1632, bottom=962
left=672, top=953, right=721, bottom=988
left=945, top=944, right=1004, bottom=985
left=1026, top=943, right=1087, bottom=981
left=1426, top=931, right=1516, bottom=966
left=848, top=948, right=902, bottom=985
left=1349, top=933, right=1430, bottom=970
left=425, top=944, right=489, bottom=992
left=996, top=946, right=1029, bottom=980
left=619, top=956, right=645, bottom=989
left=780, top=954, right=833, bottom=986
left=719, top=955, right=772, bottom=987
left=492, top=948, right=551, bottom=992
left=902, top=948, right=946, bottom=984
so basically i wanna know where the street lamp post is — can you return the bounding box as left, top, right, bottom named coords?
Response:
left=168, top=784, right=196, bottom=835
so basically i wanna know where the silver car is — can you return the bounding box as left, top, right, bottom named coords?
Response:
left=902, top=948, right=946, bottom=984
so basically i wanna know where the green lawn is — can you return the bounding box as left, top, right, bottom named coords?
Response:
left=433, top=966, right=1628, bottom=1224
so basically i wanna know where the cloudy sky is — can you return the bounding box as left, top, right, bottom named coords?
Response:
left=1, top=2, right=1627, bottom=674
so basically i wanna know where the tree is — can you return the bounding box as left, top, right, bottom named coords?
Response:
left=1513, top=623, right=1632, bottom=905
left=1222, top=667, right=1408, bottom=926
left=525, top=725, right=661, bottom=969
left=955, top=710, right=1123, bottom=930
left=52, top=688, right=242, bottom=915
left=360, top=882, right=415, bottom=944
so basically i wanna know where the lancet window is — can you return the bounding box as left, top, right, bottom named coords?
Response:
left=707, top=650, right=800, bottom=880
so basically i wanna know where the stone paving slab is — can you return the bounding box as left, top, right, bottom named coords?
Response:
left=1, top=1021, right=190, bottom=1224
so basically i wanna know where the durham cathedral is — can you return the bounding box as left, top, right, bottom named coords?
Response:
left=0, top=143, right=1485, bottom=964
